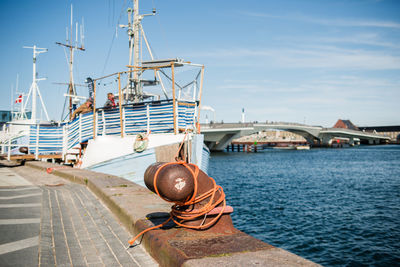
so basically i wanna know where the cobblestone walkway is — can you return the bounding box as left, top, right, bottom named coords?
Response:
left=39, top=183, right=157, bottom=267
left=0, top=166, right=158, bottom=267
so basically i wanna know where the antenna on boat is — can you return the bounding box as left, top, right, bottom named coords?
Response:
left=22, top=45, right=50, bottom=123
left=119, top=0, right=156, bottom=103
left=56, top=4, right=85, bottom=121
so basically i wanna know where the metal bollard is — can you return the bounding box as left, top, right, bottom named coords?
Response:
left=144, top=162, right=195, bottom=202
left=143, top=162, right=235, bottom=231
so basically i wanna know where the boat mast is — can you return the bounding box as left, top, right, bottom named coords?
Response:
left=133, top=0, right=140, bottom=102
left=126, top=7, right=135, bottom=102
left=56, top=4, right=85, bottom=120
left=22, top=45, right=49, bottom=122
left=121, top=0, right=155, bottom=103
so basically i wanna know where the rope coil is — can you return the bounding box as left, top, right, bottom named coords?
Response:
left=128, top=161, right=226, bottom=246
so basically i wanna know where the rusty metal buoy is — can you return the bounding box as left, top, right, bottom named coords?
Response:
left=144, top=162, right=195, bottom=202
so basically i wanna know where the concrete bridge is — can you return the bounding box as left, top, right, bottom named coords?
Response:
left=201, top=122, right=391, bottom=151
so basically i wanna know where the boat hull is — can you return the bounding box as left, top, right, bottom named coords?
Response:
left=81, top=133, right=209, bottom=186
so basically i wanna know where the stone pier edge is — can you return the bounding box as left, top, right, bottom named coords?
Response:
left=25, top=161, right=320, bottom=267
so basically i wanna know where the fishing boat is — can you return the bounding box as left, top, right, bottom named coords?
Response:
left=0, top=0, right=209, bottom=186
left=0, top=46, right=52, bottom=157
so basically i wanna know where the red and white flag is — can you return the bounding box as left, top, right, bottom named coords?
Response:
left=15, top=95, right=22, bottom=103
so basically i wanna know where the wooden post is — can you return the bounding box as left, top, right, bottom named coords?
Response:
left=95, top=110, right=99, bottom=138
left=146, top=104, right=150, bottom=134
left=7, top=137, right=11, bottom=161
left=101, top=110, right=106, bottom=135
left=62, top=125, right=67, bottom=160
left=196, top=66, right=205, bottom=134
left=171, top=63, right=177, bottom=134
left=93, top=81, right=97, bottom=140
left=122, top=107, right=126, bottom=134
left=79, top=113, right=82, bottom=142
left=118, top=73, right=124, bottom=137
left=35, top=125, right=39, bottom=160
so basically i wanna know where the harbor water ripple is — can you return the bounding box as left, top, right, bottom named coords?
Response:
left=208, top=145, right=400, bottom=266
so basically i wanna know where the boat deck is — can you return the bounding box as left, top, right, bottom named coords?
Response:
left=0, top=154, right=62, bottom=161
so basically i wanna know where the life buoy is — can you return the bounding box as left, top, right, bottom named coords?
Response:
left=134, top=133, right=148, bottom=152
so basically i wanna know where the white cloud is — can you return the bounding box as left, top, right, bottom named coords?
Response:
left=316, top=34, right=400, bottom=49
left=243, top=12, right=400, bottom=29
left=277, top=33, right=400, bottom=49
left=195, top=46, right=400, bottom=70
left=212, top=75, right=400, bottom=113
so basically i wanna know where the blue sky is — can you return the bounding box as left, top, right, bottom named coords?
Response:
left=1, top=0, right=399, bottom=127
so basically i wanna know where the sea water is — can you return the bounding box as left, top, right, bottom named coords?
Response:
left=208, top=145, right=400, bottom=266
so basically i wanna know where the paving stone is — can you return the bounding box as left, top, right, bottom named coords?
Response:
left=77, top=187, right=154, bottom=266
left=69, top=188, right=121, bottom=266
left=56, top=188, right=86, bottom=266
left=49, top=189, right=72, bottom=266
left=39, top=189, right=56, bottom=267
left=62, top=188, right=103, bottom=266
left=8, top=164, right=159, bottom=266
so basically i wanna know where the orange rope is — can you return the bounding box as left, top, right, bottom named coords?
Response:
left=174, top=131, right=189, bottom=161
left=196, top=122, right=201, bottom=134
left=128, top=161, right=226, bottom=246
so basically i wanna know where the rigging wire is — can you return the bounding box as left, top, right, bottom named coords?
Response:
left=101, top=0, right=128, bottom=77
left=112, top=0, right=115, bottom=25
left=107, top=0, right=110, bottom=26
left=141, top=25, right=158, bottom=59
left=107, top=0, right=116, bottom=26
left=60, top=86, right=68, bottom=120
left=74, top=57, right=82, bottom=97
left=62, top=46, right=69, bottom=68
left=61, top=46, right=70, bottom=121
left=153, top=0, right=171, bottom=57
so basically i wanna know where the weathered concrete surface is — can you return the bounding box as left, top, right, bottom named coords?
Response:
left=24, top=161, right=321, bottom=267
left=183, top=248, right=320, bottom=267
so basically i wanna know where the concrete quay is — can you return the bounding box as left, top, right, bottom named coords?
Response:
left=1, top=160, right=321, bottom=267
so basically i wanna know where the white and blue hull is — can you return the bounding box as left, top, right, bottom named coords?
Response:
left=81, top=133, right=209, bottom=187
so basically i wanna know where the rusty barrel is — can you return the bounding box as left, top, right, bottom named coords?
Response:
left=144, top=162, right=195, bottom=202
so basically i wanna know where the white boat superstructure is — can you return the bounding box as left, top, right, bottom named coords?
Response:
left=1, top=45, right=53, bottom=157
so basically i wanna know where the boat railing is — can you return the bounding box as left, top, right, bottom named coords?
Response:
left=0, top=124, right=63, bottom=160
left=1, top=100, right=197, bottom=161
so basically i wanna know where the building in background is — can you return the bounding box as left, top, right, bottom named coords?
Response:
left=333, top=119, right=359, bottom=131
